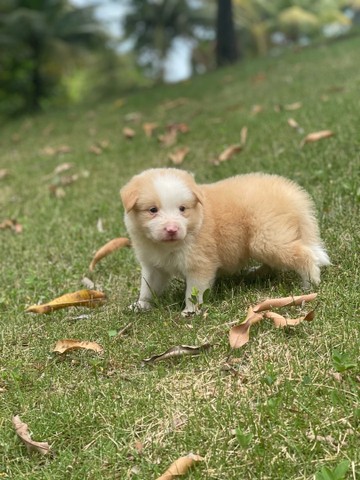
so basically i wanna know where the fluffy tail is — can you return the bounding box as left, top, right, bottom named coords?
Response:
left=310, top=244, right=331, bottom=267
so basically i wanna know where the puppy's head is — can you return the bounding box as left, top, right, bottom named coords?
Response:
left=120, top=168, right=203, bottom=244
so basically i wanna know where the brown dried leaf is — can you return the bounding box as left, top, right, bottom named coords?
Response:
left=217, top=144, right=242, bottom=163
left=12, top=415, right=50, bottom=456
left=264, top=310, right=315, bottom=328
left=49, top=185, right=66, bottom=198
left=88, top=145, right=102, bottom=155
left=123, top=127, right=136, bottom=139
left=53, top=339, right=103, bottom=354
left=284, top=102, right=302, bottom=111
left=251, top=104, right=263, bottom=114
left=25, top=289, right=106, bottom=314
left=287, top=118, right=304, bottom=134
left=168, top=147, right=190, bottom=165
left=0, top=218, right=22, bottom=233
left=167, top=123, right=190, bottom=134
left=302, top=130, right=335, bottom=145
left=156, top=453, right=204, bottom=480
left=53, top=162, right=73, bottom=175
left=41, top=145, right=71, bottom=156
left=253, top=293, right=317, bottom=313
left=240, top=126, right=248, bottom=147
left=229, top=307, right=264, bottom=349
left=143, top=122, right=158, bottom=137
left=0, top=169, right=9, bottom=180
left=158, top=129, right=177, bottom=147
left=89, top=237, right=130, bottom=271
left=143, top=343, right=211, bottom=364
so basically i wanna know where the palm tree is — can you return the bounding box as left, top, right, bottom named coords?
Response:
left=216, top=0, right=239, bottom=66
left=0, top=0, right=107, bottom=111
left=123, top=0, right=212, bottom=81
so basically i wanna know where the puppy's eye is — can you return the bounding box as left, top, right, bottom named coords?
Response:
left=179, top=206, right=186, bottom=213
left=149, top=207, right=158, bottom=214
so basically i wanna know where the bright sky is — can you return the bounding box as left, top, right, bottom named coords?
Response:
left=71, top=0, right=191, bottom=82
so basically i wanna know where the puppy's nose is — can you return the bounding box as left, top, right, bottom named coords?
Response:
left=165, top=225, right=179, bottom=235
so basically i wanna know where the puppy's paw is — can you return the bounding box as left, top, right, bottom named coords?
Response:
left=129, top=300, right=152, bottom=312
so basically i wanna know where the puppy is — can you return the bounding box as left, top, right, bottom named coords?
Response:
left=120, top=168, right=330, bottom=315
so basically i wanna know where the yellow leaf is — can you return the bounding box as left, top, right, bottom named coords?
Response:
left=302, top=130, right=335, bottom=145
left=217, top=144, right=242, bottom=163
left=12, top=415, right=50, bottom=456
left=89, top=237, right=131, bottom=271
left=25, top=289, right=106, bottom=314
left=168, top=147, right=190, bottom=165
left=142, top=122, right=158, bottom=138
left=53, top=339, right=103, bottom=354
left=123, top=127, right=136, bottom=139
left=156, top=453, right=204, bottom=480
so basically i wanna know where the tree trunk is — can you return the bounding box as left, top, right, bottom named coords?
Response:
left=215, top=0, right=239, bottom=67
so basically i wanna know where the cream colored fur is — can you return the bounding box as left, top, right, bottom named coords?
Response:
left=120, top=168, right=330, bottom=315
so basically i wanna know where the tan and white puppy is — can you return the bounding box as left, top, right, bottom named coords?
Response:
left=121, top=168, right=330, bottom=315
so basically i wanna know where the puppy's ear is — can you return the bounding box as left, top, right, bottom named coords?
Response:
left=120, top=182, right=138, bottom=212
left=192, top=186, right=204, bottom=205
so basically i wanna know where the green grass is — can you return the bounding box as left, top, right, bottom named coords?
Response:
left=1, top=37, right=359, bottom=479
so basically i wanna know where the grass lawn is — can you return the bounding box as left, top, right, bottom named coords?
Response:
left=0, top=37, right=359, bottom=479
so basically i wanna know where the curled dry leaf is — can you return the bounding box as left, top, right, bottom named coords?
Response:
left=284, top=102, right=302, bottom=111
left=12, top=415, right=50, bottom=456
left=0, top=218, right=23, bottom=234
left=240, top=126, right=248, bottom=147
left=287, top=118, right=304, bottom=134
left=251, top=104, right=263, bottom=114
left=53, top=339, right=103, bottom=354
left=89, top=144, right=102, bottom=155
left=216, top=144, right=242, bottom=164
left=0, top=169, right=9, bottom=180
left=230, top=294, right=317, bottom=349
left=229, top=307, right=264, bottom=349
left=26, top=289, right=106, bottom=314
left=143, top=343, right=211, bottom=364
left=143, top=122, right=158, bottom=137
left=167, top=123, right=189, bottom=134
left=264, top=310, right=315, bottom=328
left=53, top=162, right=73, bottom=175
left=123, top=127, right=136, bottom=139
left=253, top=293, right=317, bottom=313
left=158, top=129, right=177, bottom=147
left=156, top=453, right=204, bottom=480
left=89, top=237, right=130, bottom=271
left=168, top=147, right=190, bottom=165
left=41, top=145, right=71, bottom=156
left=301, top=130, right=335, bottom=146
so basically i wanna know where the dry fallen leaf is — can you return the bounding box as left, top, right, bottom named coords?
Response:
left=143, top=122, right=158, bottom=138
left=229, top=307, right=264, bottom=349
left=123, top=127, right=136, bottom=139
left=0, top=218, right=23, bottom=234
left=88, top=145, right=102, bottom=155
left=168, top=147, right=190, bottom=165
left=229, top=294, right=317, bottom=349
left=12, top=415, right=50, bottom=456
left=143, top=343, right=211, bottom=364
left=0, top=169, right=9, bottom=180
left=284, top=102, right=302, bottom=111
left=96, top=218, right=104, bottom=233
left=216, top=144, right=242, bottom=164
left=158, top=129, right=177, bottom=147
left=240, top=126, right=248, bottom=147
left=89, top=237, right=130, bottom=271
left=41, top=145, right=71, bottom=156
left=251, top=104, right=263, bottom=114
left=264, top=310, right=314, bottom=327
left=125, top=111, right=143, bottom=123
left=301, top=130, right=334, bottom=146
left=166, top=123, right=190, bottom=134
left=53, top=339, right=103, bottom=354
left=287, top=118, right=304, bottom=134
left=53, top=162, right=73, bottom=175
left=25, top=289, right=106, bottom=314
left=156, top=453, right=204, bottom=480
left=253, top=293, right=317, bottom=313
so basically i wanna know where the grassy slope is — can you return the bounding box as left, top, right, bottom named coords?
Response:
left=0, top=37, right=359, bottom=479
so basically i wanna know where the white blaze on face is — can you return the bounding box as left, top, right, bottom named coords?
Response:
left=151, top=174, right=194, bottom=242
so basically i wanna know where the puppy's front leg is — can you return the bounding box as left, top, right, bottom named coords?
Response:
left=131, top=265, right=170, bottom=311
left=182, top=271, right=215, bottom=316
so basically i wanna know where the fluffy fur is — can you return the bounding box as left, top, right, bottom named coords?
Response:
left=120, top=168, right=330, bottom=315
